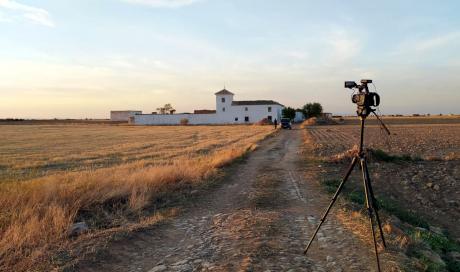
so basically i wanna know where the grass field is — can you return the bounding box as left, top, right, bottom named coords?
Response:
left=0, top=124, right=275, bottom=270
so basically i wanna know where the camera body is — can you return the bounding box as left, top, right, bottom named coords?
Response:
left=352, top=92, right=380, bottom=108
left=345, top=79, right=380, bottom=117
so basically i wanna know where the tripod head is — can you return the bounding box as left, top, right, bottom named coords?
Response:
left=345, top=79, right=380, bottom=119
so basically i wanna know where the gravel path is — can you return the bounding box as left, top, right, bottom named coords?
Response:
left=77, top=128, right=393, bottom=271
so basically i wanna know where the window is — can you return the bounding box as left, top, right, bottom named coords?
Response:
left=235, top=117, right=238, bottom=121
left=268, top=116, right=272, bottom=121
left=222, top=107, right=226, bottom=112
left=268, top=107, right=272, bottom=112
left=221, top=97, right=225, bottom=103
left=245, top=116, right=249, bottom=122
left=245, top=107, right=248, bottom=111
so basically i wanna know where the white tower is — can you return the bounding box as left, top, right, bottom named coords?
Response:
left=215, top=88, right=234, bottom=115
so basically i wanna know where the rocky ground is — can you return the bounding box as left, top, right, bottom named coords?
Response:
left=306, top=123, right=460, bottom=240
left=305, top=121, right=460, bottom=271
left=73, top=128, right=401, bottom=272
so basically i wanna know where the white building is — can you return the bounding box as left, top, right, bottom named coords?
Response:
left=293, top=111, right=305, bottom=123
left=133, top=89, right=284, bottom=125
left=110, top=110, right=142, bottom=121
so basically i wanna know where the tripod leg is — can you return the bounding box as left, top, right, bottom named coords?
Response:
left=304, top=156, right=358, bottom=255
left=360, top=158, right=382, bottom=272
left=363, top=160, right=387, bottom=248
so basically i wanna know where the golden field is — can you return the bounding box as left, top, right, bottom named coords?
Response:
left=0, top=124, right=275, bottom=270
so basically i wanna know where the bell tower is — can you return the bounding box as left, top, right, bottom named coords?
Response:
left=215, top=88, right=234, bottom=115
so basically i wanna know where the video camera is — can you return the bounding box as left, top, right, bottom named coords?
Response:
left=345, top=79, right=380, bottom=117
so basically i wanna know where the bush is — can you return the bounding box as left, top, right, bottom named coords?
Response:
left=180, top=118, right=189, bottom=125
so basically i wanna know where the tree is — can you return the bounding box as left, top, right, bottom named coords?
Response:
left=282, top=107, right=296, bottom=120
left=302, top=102, right=323, bottom=118
left=157, top=103, right=175, bottom=114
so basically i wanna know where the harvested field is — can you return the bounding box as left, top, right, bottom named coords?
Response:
left=0, top=124, right=275, bottom=271
left=303, top=117, right=460, bottom=270
left=0, top=124, right=274, bottom=182
left=336, top=115, right=460, bottom=125
left=306, top=123, right=460, bottom=160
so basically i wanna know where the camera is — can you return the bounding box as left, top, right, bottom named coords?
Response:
left=352, top=92, right=380, bottom=107
left=345, top=79, right=380, bottom=117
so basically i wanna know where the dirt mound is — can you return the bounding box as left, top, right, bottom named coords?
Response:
left=302, top=117, right=337, bottom=126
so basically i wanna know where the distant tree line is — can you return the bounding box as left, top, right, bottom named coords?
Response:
left=1, top=118, right=25, bottom=121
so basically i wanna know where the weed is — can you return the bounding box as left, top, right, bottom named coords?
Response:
left=320, top=179, right=341, bottom=194
left=370, top=149, right=422, bottom=163
left=445, top=255, right=460, bottom=272
left=347, top=190, right=365, bottom=205
left=340, top=189, right=428, bottom=228
left=411, top=229, right=460, bottom=254
left=409, top=228, right=460, bottom=272
left=378, top=198, right=429, bottom=229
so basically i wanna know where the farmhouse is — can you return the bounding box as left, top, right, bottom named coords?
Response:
left=133, top=89, right=284, bottom=125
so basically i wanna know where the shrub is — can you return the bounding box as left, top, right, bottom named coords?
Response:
left=180, top=118, right=189, bottom=125
left=369, top=149, right=422, bottom=163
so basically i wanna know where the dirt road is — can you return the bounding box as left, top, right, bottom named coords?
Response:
left=77, top=128, right=394, bottom=271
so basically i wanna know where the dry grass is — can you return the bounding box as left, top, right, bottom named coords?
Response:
left=0, top=124, right=275, bottom=271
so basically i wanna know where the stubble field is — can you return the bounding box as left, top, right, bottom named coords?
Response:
left=304, top=116, right=460, bottom=270
left=0, top=123, right=275, bottom=271
left=305, top=118, right=460, bottom=234
left=0, top=124, right=274, bottom=182
left=308, top=123, right=460, bottom=160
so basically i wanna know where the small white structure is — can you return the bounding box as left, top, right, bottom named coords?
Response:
left=322, top=112, right=333, bottom=119
left=293, top=111, right=305, bottom=123
left=110, top=110, right=142, bottom=121
left=133, top=89, right=284, bottom=125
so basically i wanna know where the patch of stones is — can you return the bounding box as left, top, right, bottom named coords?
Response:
left=144, top=196, right=376, bottom=271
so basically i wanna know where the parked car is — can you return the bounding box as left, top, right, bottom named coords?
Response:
left=280, top=118, right=292, bottom=129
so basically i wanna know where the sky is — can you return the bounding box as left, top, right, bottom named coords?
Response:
left=0, top=0, right=459, bottom=119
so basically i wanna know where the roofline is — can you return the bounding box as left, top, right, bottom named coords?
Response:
left=110, top=110, right=142, bottom=112
left=214, top=89, right=235, bottom=95
left=231, top=100, right=285, bottom=107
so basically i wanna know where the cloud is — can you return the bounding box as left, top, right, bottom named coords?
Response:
left=122, top=0, right=203, bottom=8
left=390, top=31, right=460, bottom=59
left=415, top=32, right=460, bottom=52
left=327, top=30, right=361, bottom=63
left=0, top=0, right=54, bottom=27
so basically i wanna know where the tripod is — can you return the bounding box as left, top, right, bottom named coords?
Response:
left=304, top=112, right=389, bottom=272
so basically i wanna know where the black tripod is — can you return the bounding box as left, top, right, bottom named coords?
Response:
left=304, top=80, right=390, bottom=272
